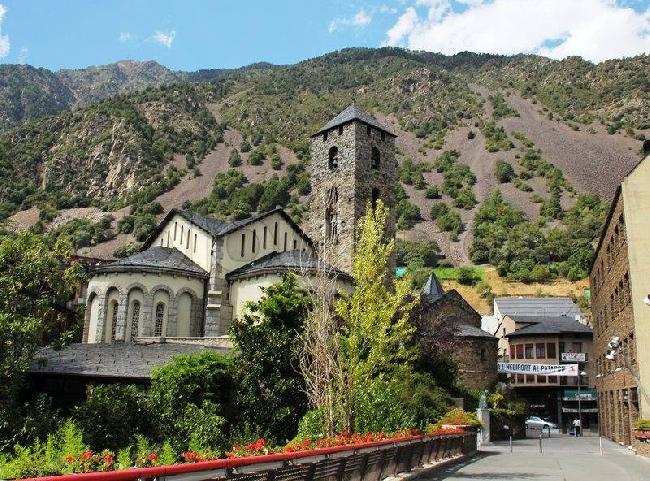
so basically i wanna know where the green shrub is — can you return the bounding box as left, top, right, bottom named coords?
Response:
left=430, top=202, right=449, bottom=220
left=457, top=266, right=477, bottom=286
left=73, top=384, right=151, bottom=452
left=495, top=160, right=515, bottom=183
left=228, top=149, right=242, bottom=167
left=425, top=185, right=439, bottom=199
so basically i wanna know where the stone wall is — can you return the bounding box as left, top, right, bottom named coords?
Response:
left=590, top=193, right=640, bottom=447
left=307, top=120, right=396, bottom=273
left=414, top=291, right=498, bottom=391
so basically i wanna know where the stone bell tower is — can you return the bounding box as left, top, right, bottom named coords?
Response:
left=307, top=104, right=397, bottom=273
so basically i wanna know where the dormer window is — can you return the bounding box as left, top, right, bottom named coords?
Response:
left=328, top=146, right=339, bottom=170
left=371, top=147, right=380, bottom=170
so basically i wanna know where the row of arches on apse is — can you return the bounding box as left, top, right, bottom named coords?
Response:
left=327, top=146, right=381, bottom=170
left=88, top=286, right=200, bottom=343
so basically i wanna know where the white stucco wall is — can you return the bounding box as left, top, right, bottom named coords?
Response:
left=622, top=155, right=650, bottom=417
left=230, top=272, right=352, bottom=320
left=85, top=271, right=204, bottom=343
left=220, top=212, right=313, bottom=274
left=151, top=214, right=213, bottom=272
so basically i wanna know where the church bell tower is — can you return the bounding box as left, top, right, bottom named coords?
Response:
left=307, top=104, right=397, bottom=273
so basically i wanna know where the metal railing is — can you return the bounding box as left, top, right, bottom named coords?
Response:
left=23, top=433, right=476, bottom=481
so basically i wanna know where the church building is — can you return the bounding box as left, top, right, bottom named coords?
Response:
left=32, top=105, right=496, bottom=393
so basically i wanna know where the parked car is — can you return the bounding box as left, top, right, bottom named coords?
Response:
left=525, top=416, right=557, bottom=430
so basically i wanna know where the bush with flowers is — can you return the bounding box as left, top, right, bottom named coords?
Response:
left=426, top=408, right=483, bottom=431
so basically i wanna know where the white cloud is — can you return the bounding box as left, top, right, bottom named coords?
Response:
left=118, top=32, right=131, bottom=43
left=383, top=0, right=650, bottom=62
left=384, top=7, right=418, bottom=45
left=0, top=5, right=10, bottom=59
left=17, top=47, right=27, bottom=64
left=329, top=9, right=372, bottom=33
left=379, top=4, right=398, bottom=14
left=151, top=30, right=176, bottom=48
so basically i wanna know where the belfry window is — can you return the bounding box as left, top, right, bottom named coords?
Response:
left=323, top=131, right=328, bottom=141
left=154, top=303, right=165, bottom=336
left=371, top=147, right=380, bottom=169
left=325, top=187, right=339, bottom=243
left=367, top=125, right=371, bottom=136
left=371, top=188, right=380, bottom=209
left=338, top=125, right=343, bottom=135
left=328, top=146, right=339, bottom=170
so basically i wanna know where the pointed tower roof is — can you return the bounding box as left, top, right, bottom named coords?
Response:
left=312, top=103, right=396, bottom=137
left=422, top=272, right=444, bottom=302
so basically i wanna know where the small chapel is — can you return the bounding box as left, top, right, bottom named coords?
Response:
left=31, top=105, right=497, bottom=392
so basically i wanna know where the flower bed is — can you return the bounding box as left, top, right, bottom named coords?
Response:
left=20, top=427, right=467, bottom=479
left=226, top=428, right=464, bottom=458
left=633, top=430, right=650, bottom=440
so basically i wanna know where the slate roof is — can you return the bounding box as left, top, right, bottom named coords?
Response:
left=506, top=317, right=592, bottom=338
left=94, top=247, right=208, bottom=278
left=445, top=315, right=496, bottom=339
left=455, top=323, right=497, bottom=339
left=226, top=249, right=350, bottom=281
left=312, top=104, right=396, bottom=137
left=142, top=208, right=313, bottom=250
left=495, top=297, right=581, bottom=320
left=421, top=273, right=444, bottom=302
left=30, top=343, right=229, bottom=380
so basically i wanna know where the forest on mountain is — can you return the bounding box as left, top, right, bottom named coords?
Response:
left=0, top=47, right=647, bottom=281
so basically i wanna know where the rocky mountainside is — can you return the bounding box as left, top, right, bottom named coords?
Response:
left=1, top=48, right=648, bottom=270
left=0, top=60, right=181, bottom=128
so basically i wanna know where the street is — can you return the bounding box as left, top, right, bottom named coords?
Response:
left=421, top=435, right=650, bottom=481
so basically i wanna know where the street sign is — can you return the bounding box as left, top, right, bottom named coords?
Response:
left=561, top=352, right=586, bottom=362
left=563, top=389, right=597, bottom=401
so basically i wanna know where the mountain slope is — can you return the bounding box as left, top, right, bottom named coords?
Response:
left=1, top=48, right=648, bottom=266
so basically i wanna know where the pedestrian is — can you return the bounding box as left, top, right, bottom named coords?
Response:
left=573, top=417, right=581, bottom=436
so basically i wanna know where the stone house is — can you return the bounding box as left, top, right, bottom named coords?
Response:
left=415, top=273, right=498, bottom=391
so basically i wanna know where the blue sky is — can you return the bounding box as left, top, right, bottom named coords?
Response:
left=0, top=0, right=648, bottom=71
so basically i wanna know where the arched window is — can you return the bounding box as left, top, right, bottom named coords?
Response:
left=173, top=222, right=177, bottom=241
left=154, top=302, right=165, bottom=337
left=325, top=187, right=339, bottom=243
left=130, top=300, right=140, bottom=339
left=328, top=146, right=339, bottom=170
left=371, top=147, right=380, bottom=169
left=371, top=188, right=380, bottom=209
left=338, top=125, right=343, bottom=135
left=480, top=348, right=486, bottom=362
left=110, top=300, right=118, bottom=341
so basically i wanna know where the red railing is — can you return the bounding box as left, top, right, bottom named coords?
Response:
left=21, top=432, right=476, bottom=481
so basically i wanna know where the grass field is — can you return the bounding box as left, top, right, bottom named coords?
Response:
left=436, top=266, right=589, bottom=315
left=432, top=266, right=486, bottom=282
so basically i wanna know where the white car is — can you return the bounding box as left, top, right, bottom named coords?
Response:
left=525, top=416, right=557, bottom=430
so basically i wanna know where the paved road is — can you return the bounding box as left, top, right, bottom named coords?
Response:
left=422, top=435, right=650, bottom=481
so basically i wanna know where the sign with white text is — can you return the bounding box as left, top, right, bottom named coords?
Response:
left=497, top=362, right=579, bottom=377
left=561, top=352, right=586, bottom=362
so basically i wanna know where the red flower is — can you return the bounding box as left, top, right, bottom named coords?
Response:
left=147, top=453, right=158, bottom=462
left=82, top=450, right=93, bottom=460
left=65, top=454, right=74, bottom=463
left=103, top=454, right=113, bottom=464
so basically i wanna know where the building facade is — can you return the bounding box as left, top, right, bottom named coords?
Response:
left=590, top=150, right=650, bottom=454
left=485, top=297, right=595, bottom=430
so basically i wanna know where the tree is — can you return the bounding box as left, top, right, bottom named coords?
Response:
left=336, top=200, right=417, bottom=431
left=0, top=232, right=82, bottom=450
left=231, top=274, right=311, bottom=443
left=148, top=351, right=232, bottom=451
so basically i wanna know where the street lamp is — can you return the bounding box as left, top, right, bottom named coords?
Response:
left=577, top=370, right=587, bottom=436
left=605, top=335, right=650, bottom=408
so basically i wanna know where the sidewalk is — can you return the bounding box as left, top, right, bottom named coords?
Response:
left=420, top=435, right=650, bottom=481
